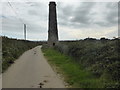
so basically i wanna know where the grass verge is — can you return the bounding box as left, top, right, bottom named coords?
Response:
left=42, top=47, right=103, bottom=88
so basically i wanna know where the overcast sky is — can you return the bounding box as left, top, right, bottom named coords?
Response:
left=0, top=0, right=119, bottom=41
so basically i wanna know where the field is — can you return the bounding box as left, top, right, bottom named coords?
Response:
left=42, top=38, right=120, bottom=88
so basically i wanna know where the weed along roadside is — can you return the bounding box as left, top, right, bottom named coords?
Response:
left=41, top=47, right=103, bottom=88
left=2, top=36, right=44, bottom=73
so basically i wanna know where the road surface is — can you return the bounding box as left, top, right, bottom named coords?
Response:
left=3, top=46, right=65, bottom=88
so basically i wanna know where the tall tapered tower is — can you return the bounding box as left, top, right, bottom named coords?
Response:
left=48, top=1, right=58, bottom=46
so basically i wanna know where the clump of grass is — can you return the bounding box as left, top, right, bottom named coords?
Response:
left=42, top=48, right=103, bottom=88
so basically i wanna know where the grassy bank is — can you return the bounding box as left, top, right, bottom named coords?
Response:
left=42, top=39, right=119, bottom=88
left=2, top=36, right=45, bottom=72
left=42, top=48, right=103, bottom=88
left=55, top=39, right=119, bottom=88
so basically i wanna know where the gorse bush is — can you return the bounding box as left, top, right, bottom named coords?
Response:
left=54, top=39, right=120, bottom=88
left=2, top=36, right=44, bottom=72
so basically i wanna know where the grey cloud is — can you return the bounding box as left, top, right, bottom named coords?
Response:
left=57, top=2, right=96, bottom=28
left=94, top=2, right=118, bottom=27
left=28, top=10, right=38, bottom=15
left=57, top=2, right=75, bottom=25
left=52, top=2, right=71, bottom=26
left=25, top=2, right=43, bottom=7
left=2, top=1, right=118, bottom=40
left=2, top=15, right=47, bottom=37
left=2, top=17, right=25, bottom=34
left=71, top=2, right=95, bottom=24
left=27, top=25, right=47, bottom=34
left=106, top=3, right=118, bottom=25
left=58, top=2, right=117, bottom=29
left=27, top=2, right=48, bottom=21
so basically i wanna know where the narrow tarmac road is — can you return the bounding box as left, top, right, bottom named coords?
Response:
left=3, top=46, right=65, bottom=88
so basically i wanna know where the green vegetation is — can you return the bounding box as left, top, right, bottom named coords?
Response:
left=42, top=38, right=120, bottom=88
left=42, top=48, right=102, bottom=88
left=2, top=36, right=45, bottom=72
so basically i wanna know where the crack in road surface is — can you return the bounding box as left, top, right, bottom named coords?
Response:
left=2, top=46, right=65, bottom=88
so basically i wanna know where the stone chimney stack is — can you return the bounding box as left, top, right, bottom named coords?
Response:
left=48, top=1, right=59, bottom=46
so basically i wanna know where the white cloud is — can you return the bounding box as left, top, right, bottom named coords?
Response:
left=1, top=1, right=118, bottom=41
left=1, top=0, right=119, bottom=2
left=58, top=25, right=117, bottom=40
